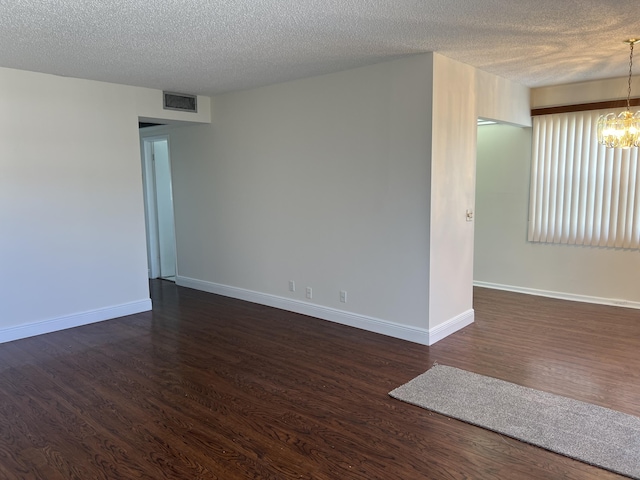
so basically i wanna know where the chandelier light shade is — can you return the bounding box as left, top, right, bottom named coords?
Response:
left=597, top=39, right=640, bottom=148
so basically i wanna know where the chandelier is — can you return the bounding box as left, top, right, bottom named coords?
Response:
left=597, top=39, right=640, bottom=148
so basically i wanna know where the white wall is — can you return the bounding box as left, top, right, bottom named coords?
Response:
left=0, top=56, right=531, bottom=345
left=428, top=54, right=477, bottom=332
left=0, top=67, right=208, bottom=343
left=476, top=69, right=531, bottom=127
left=166, top=55, right=436, bottom=343
left=532, top=75, right=640, bottom=108
left=0, top=68, right=149, bottom=340
left=475, top=123, right=640, bottom=306
left=159, top=53, right=531, bottom=345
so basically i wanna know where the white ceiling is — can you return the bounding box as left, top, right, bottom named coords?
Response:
left=1, top=0, right=639, bottom=96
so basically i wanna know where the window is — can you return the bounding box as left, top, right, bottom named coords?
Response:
left=529, top=108, right=640, bottom=248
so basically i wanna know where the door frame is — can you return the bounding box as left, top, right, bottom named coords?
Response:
left=140, top=134, right=177, bottom=279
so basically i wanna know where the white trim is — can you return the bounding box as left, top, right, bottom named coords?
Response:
left=428, top=309, right=475, bottom=345
left=0, top=299, right=152, bottom=344
left=473, top=281, right=640, bottom=310
left=177, top=276, right=473, bottom=345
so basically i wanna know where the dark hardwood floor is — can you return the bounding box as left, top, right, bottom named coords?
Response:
left=1, top=281, right=639, bottom=479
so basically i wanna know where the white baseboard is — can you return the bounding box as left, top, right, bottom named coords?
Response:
left=0, top=299, right=152, bottom=345
left=177, top=276, right=473, bottom=345
left=429, top=309, right=475, bottom=345
left=473, top=281, right=640, bottom=310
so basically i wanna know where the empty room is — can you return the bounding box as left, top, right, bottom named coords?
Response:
left=1, top=1, right=639, bottom=479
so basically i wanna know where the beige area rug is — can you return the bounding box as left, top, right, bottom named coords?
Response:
left=390, top=364, right=640, bottom=479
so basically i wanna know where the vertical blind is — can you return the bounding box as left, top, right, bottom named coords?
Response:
left=529, top=109, right=640, bottom=249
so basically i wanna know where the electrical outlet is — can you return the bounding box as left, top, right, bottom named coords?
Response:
left=340, top=290, right=347, bottom=303
left=289, top=280, right=295, bottom=292
left=306, top=287, right=312, bottom=299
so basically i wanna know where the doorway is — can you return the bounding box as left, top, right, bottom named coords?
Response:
left=141, top=136, right=177, bottom=281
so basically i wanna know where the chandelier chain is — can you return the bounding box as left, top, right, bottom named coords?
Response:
left=628, top=42, right=634, bottom=111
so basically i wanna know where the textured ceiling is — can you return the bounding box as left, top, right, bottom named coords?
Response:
left=1, top=0, right=639, bottom=96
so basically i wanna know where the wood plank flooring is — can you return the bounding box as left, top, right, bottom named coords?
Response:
left=1, top=281, right=639, bottom=479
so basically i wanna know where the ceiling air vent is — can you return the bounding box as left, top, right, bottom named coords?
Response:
left=163, top=91, right=197, bottom=113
